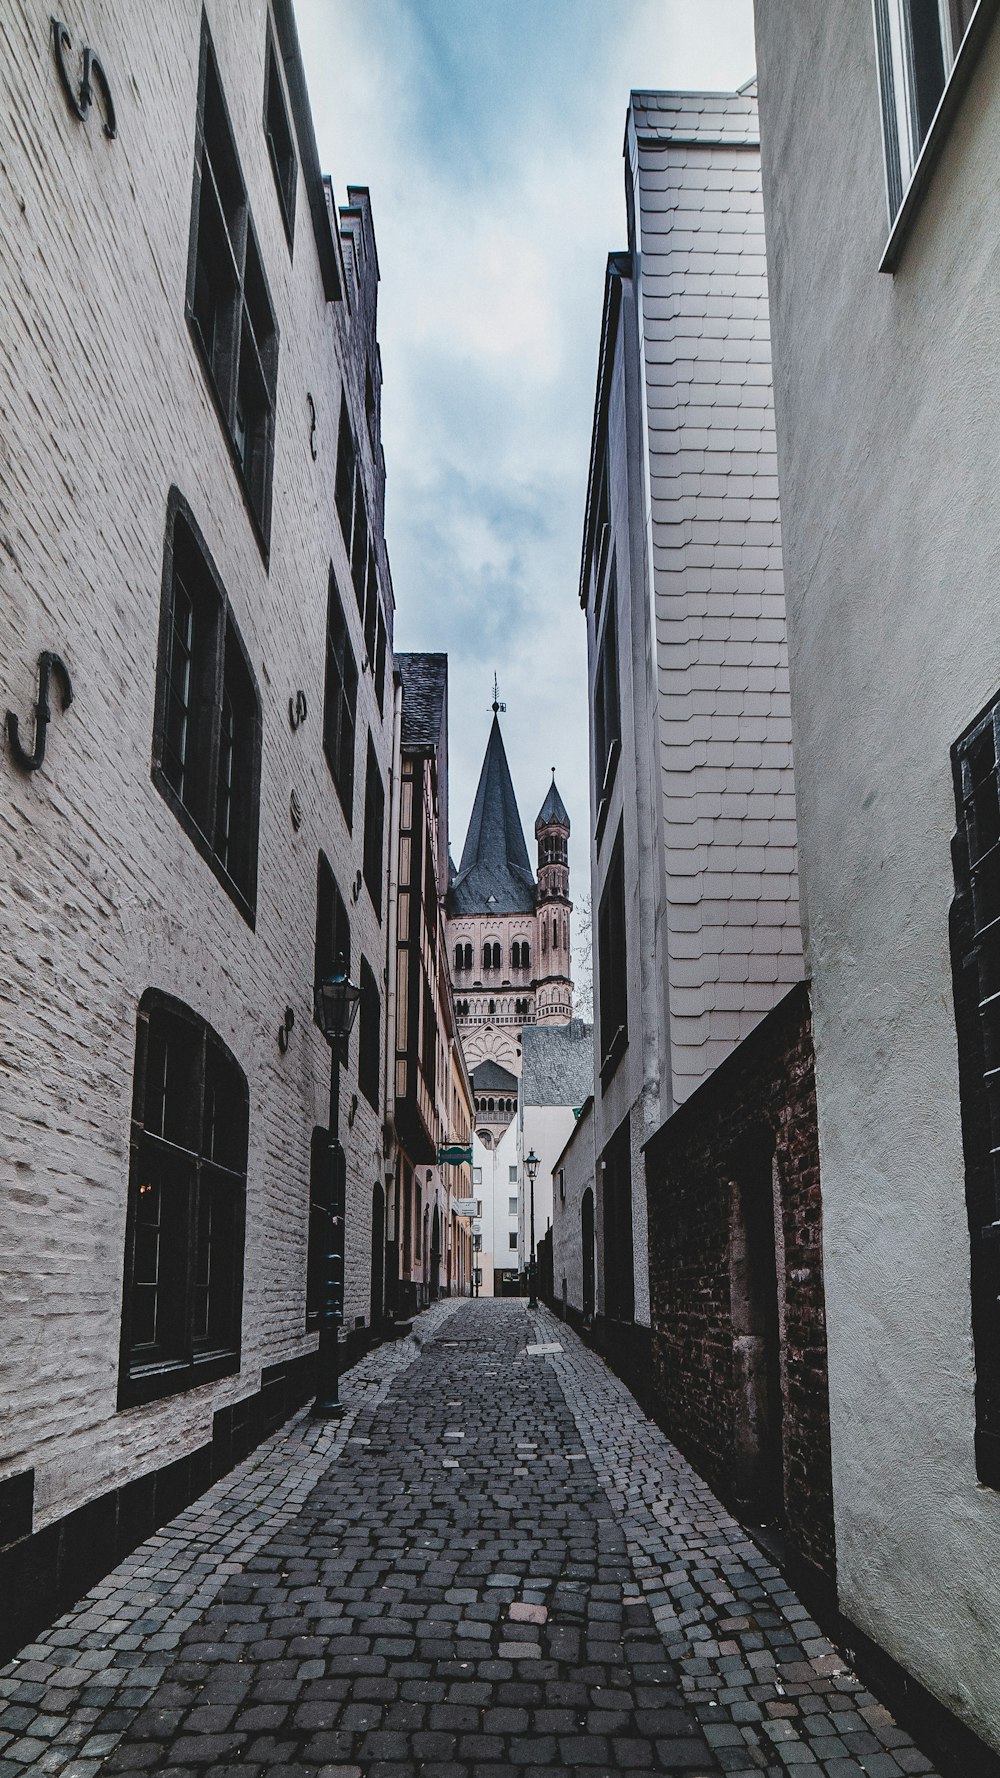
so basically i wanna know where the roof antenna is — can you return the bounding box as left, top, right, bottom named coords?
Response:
left=491, top=672, right=506, bottom=716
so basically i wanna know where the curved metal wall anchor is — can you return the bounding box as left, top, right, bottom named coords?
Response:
left=52, top=19, right=117, bottom=139
left=307, top=393, right=318, bottom=461
left=277, top=1006, right=295, bottom=1054
left=7, top=651, right=73, bottom=772
left=288, top=689, right=308, bottom=731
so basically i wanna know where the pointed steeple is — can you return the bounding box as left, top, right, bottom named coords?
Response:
left=449, top=714, right=536, bottom=915
left=535, top=770, right=570, bottom=836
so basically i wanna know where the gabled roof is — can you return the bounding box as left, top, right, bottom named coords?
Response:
left=535, top=774, right=569, bottom=835
left=470, top=1059, right=519, bottom=1093
left=448, top=715, right=536, bottom=915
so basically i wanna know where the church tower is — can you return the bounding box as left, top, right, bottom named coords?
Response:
left=446, top=700, right=573, bottom=1139
left=533, top=773, right=573, bottom=1025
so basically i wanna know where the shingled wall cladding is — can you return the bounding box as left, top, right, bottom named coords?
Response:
left=644, top=981, right=835, bottom=1583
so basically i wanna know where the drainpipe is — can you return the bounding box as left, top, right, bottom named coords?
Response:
left=382, top=671, right=404, bottom=1256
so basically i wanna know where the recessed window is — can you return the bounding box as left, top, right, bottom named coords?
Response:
left=323, top=569, right=358, bottom=825
left=374, top=604, right=388, bottom=711
left=509, top=1231, right=518, bottom=1251
left=594, top=564, right=621, bottom=824
left=951, top=693, right=1000, bottom=1486
left=315, top=851, right=352, bottom=1073
left=263, top=28, right=296, bottom=248
left=119, top=991, right=247, bottom=1406
left=509, top=1196, right=518, bottom=1215
left=358, top=957, right=381, bottom=1109
left=187, top=18, right=278, bottom=546
left=421, top=979, right=436, bottom=1096
left=598, top=819, right=628, bottom=1085
left=335, top=394, right=357, bottom=550
left=874, top=0, right=978, bottom=219
left=153, top=492, right=261, bottom=923
left=362, top=734, right=385, bottom=917
left=483, top=941, right=501, bottom=971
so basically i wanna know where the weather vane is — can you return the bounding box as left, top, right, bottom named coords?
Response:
left=491, top=672, right=506, bottom=716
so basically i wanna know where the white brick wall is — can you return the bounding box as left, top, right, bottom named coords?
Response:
left=0, top=2, right=393, bottom=1527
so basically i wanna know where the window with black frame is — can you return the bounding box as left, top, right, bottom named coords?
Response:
left=314, top=851, right=352, bottom=1063
left=598, top=820, right=628, bottom=1084
left=594, top=565, right=621, bottom=829
left=263, top=26, right=296, bottom=248
left=951, top=695, right=1000, bottom=1486
left=874, top=0, right=979, bottom=222
left=358, top=957, right=381, bottom=1109
left=153, top=493, right=261, bottom=922
left=323, top=569, right=358, bottom=824
left=119, top=992, right=247, bottom=1406
left=187, top=16, right=279, bottom=545
left=362, top=735, right=385, bottom=916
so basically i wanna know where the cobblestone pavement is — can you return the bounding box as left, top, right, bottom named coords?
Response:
left=0, top=1302, right=940, bottom=1778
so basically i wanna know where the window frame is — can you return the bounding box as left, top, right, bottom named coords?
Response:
left=875, top=0, right=992, bottom=271
left=118, top=989, right=248, bottom=1408
left=185, top=15, right=280, bottom=556
left=152, top=490, right=262, bottom=926
left=323, top=568, right=359, bottom=827
left=262, top=21, right=297, bottom=251
left=593, top=560, right=622, bottom=841
left=598, top=819, right=629, bottom=1087
left=358, top=956, right=381, bottom=1110
left=362, top=733, right=386, bottom=918
left=315, top=851, right=352, bottom=1066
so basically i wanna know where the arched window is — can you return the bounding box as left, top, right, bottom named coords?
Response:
left=487, top=1097, right=495, bottom=1113
left=455, top=943, right=464, bottom=971
left=493, top=941, right=502, bottom=969
left=511, top=941, right=520, bottom=969
left=522, top=942, right=530, bottom=970
left=541, top=921, right=547, bottom=953
left=120, top=990, right=248, bottom=1405
left=489, top=998, right=496, bottom=1016
left=553, top=916, right=558, bottom=949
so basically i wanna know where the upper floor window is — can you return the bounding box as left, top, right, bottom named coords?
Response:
left=483, top=941, right=501, bottom=971
left=323, top=570, right=358, bottom=825
left=315, top=851, right=351, bottom=1063
left=263, top=26, right=296, bottom=248
left=594, top=565, right=622, bottom=827
left=358, top=957, right=381, bottom=1109
left=187, top=18, right=278, bottom=548
left=119, top=991, right=247, bottom=1406
left=153, top=492, right=261, bottom=923
left=875, top=0, right=978, bottom=220
left=335, top=395, right=357, bottom=547
left=512, top=940, right=531, bottom=970
left=598, top=820, right=628, bottom=1086
left=363, top=734, right=385, bottom=917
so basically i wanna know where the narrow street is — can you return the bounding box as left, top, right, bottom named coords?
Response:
left=0, top=1304, right=936, bottom=1778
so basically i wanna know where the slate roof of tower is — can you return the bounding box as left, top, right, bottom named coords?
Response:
left=449, top=715, right=536, bottom=915
left=470, top=1059, right=519, bottom=1093
left=535, top=775, right=569, bottom=835
left=398, top=652, right=447, bottom=750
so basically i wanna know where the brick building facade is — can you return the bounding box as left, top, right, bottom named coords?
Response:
left=0, top=1, right=396, bottom=1653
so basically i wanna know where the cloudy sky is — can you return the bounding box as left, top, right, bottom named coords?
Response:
left=297, top=0, right=756, bottom=991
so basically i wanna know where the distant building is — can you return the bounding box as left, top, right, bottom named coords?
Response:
left=755, top=0, right=1000, bottom=1759
left=388, top=654, right=474, bottom=1317
left=519, top=1020, right=594, bottom=1277
left=447, top=701, right=573, bottom=1088
left=472, top=1119, right=520, bottom=1297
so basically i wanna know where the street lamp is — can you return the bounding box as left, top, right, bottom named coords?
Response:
left=312, top=952, right=362, bottom=1417
left=525, top=1147, right=539, bottom=1310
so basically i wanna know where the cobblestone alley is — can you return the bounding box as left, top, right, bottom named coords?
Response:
left=0, top=1303, right=939, bottom=1778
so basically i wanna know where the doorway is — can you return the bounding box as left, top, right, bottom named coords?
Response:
left=729, top=1141, right=785, bottom=1522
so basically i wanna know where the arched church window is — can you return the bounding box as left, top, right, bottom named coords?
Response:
left=522, top=942, right=530, bottom=970
left=455, top=943, right=463, bottom=971
left=463, top=943, right=473, bottom=970
left=488, top=998, right=496, bottom=1016
left=552, top=917, right=558, bottom=949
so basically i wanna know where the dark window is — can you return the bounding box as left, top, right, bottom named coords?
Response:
left=351, top=476, right=369, bottom=615
left=422, top=979, right=436, bottom=1097
left=951, top=695, right=1000, bottom=1486
left=335, top=394, right=357, bottom=549
left=601, top=1114, right=634, bottom=1321
left=598, top=820, right=628, bottom=1084
left=362, top=735, right=385, bottom=916
left=119, top=991, right=247, bottom=1406
left=323, top=570, right=358, bottom=824
left=374, top=604, right=387, bottom=711
left=594, top=566, right=621, bottom=816
left=263, top=28, right=296, bottom=248
left=509, top=1231, right=518, bottom=1251
left=358, top=957, right=381, bottom=1109
left=187, top=19, right=278, bottom=545
left=314, top=851, right=351, bottom=1063
left=153, top=492, right=261, bottom=922
left=364, top=554, right=379, bottom=666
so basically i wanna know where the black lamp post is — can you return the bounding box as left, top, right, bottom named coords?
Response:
left=312, top=953, right=362, bottom=1418
left=525, top=1147, right=539, bottom=1310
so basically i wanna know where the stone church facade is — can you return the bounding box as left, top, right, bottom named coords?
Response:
left=446, top=707, right=573, bottom=1123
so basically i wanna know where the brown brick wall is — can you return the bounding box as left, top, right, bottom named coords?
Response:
left=644, top=981, right=835, bottom=1581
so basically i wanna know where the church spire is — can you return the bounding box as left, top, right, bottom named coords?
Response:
left=448, top=709, right=535, bottom=916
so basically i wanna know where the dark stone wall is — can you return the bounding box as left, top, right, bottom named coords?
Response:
left=644, top=980, right=835, bottom=1583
